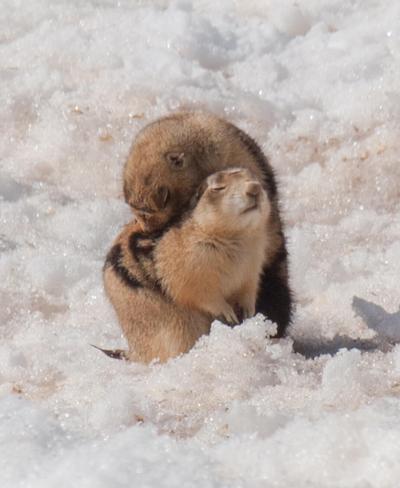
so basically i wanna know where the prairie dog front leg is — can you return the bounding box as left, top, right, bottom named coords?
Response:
left=237, top=279, right=258, bottom=320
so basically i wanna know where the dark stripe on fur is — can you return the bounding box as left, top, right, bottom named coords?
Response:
left=104, top=244, right=143, bottom=288
left=128, top=232, right=155, bottom=259
left=127, top=231, right=164, bottom=293
left=127, top=226, right=178, bottom=263
left=228, top=124, right=277, bottom=199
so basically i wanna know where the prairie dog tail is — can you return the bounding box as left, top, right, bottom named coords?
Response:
left=91, top=344, right=128, bottom=360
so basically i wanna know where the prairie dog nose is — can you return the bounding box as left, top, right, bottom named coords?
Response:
left=152, top=186, right=170, bottom=210
left=245, top=181, right=261, bottom=197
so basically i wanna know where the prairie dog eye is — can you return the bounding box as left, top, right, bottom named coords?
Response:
left=166, top=152, right=185, bottom=169
left=210, top=185, right=226, bottom=192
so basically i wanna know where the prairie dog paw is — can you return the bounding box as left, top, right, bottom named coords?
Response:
left=219, top=303, right=239, bottom=325
left=241, top=304, right=256, bottom=320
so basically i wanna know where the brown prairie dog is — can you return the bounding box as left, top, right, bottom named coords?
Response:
left=154, top=168, right=270, bottom=325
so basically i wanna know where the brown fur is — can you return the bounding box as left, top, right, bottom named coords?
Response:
left=103, top=221, right=211, bottom=363
left=123, top=112, right=276, bottom=236
left=124, top=111, right=283, bottom=272
left=122, top=111, right=292, bottom=337
left=103, top=169, right=270, bottom=363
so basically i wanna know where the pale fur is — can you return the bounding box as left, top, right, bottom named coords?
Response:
left=154, top=168, right=270, bottom=324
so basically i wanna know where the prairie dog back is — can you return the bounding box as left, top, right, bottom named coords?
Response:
left=103, top=221, right=211, bottom=363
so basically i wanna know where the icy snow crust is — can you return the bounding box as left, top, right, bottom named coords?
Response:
left=1, top=0, right=400, bottom=486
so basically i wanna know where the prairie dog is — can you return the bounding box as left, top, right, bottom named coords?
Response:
left=103, top=221, right=211, bottom=363
left=103, top=169, right=268, bottom=363
left=123, top=111, right=292, bottom=336
left=155, top=168, right=270, bottom=324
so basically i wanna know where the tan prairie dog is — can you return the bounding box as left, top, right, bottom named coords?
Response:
left=102, top=168, right=268, bottom=363
left=123, top=111, right=292, bottom=337
left=154, top=168, right=270, bottom=324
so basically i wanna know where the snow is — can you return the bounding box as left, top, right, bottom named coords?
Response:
left=1, top=0, right=400, bottom=486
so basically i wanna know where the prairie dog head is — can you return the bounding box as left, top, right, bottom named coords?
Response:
left=123, top=114, right=214, bottom=231
left=193, top=168, right=270, bottom=232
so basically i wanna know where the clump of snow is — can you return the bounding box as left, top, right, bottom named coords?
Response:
left=1, top=0, right=400, bottom=486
